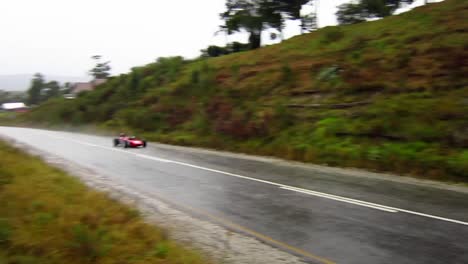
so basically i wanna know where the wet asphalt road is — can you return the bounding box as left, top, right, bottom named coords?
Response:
left=1, top=127, right=467, bottom=264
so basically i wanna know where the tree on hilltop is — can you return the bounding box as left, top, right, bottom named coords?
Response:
left=337, top=0, right=415, bottom=25
left=221, top=0, right=317, bottom=49
left=27, top=73, right=45, bottom=105
left=89, top=55, right=111, bottom=79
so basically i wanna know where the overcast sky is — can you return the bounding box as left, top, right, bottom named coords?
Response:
left=0, top=0, right=436, bottom=79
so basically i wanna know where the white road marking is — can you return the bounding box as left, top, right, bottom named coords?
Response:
left=36, top=131, right=468, bottom=226
left=280, top=186, right=398, bottom=213
left=386, top=207, right=468, bottom=226
left=170, top=160, right=287, bottom=186
left=136, top=154, right=172, bottom=163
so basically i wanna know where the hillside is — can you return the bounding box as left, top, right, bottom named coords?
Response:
left=24, top=0, right=468, bottom=181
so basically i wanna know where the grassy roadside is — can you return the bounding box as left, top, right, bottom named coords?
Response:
left=0, top=140, right=211, bottom=264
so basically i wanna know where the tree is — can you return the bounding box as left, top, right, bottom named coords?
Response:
left=42, top=81, right=61, bottom=101
left=221, top=0, right=271, bottom=49
left=336, top=3, right=368, bottom=25
left=277, top=0, right=309, bottom=19
left=26, top=74, right=63, bottom=105
left=228, top=41, right=250, bottom=53
left=221, top=0, right=311, bottom=49
left=0, top=90, right=8, bottom=104
left=337, top=0, right=415, bottom=25
left=300, top=12, right=317, bottom=33
left=62, top=82, right=73, bottom=94
left=275, top=0, right=317, bottom=33
left=89, top=55, right=111, bottom=79
left=221, top=0, right=317, bottom=49
left=201, top=42, right=250, bottom=58
left=27, top=73, right=45, bottom=105
left=204, top=45, right=230, bottom=57
left=0, top=90, right=27, bottom=104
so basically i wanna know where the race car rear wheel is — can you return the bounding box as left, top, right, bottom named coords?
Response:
left=143, top=141, right=147, bottom=148
left=113, top=139, right=119, bottom=147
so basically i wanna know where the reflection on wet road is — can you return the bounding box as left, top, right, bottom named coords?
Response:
left=1, top=127, right=467, bottom=264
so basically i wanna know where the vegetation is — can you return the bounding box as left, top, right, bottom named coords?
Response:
left=89, top=55, right=111, bottom=79
left=17, top=0, right=468, bottom=182
left=0, top=90, right=27, bottom=104
left=0, top=140, right=210, bottom=264
left=26, top=73, right=68, bottom=105
left=221, top=0, right=317, bottom=49
left=220, top=0, right=420, bottom=47
left=337, top=0, right=416, bottom=25
left=201, top=42, right=251, bottom=58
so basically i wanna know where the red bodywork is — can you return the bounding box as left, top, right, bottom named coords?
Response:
left=116, top=136, right=146, bottom=148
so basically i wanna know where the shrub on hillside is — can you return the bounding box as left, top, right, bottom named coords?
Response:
left=321, top=28, right=345, bottom=44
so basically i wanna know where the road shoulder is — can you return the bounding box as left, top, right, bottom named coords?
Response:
left=0, top=134, right=313, bottom=264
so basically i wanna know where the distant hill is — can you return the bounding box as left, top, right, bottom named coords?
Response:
left=0, top=74, right=89, bottom=91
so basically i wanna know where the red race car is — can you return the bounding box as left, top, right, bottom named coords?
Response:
left=113, top=134, right=147, bottom=148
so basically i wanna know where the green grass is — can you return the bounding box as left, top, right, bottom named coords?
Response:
left=14, top=0, right=468, bottom=182
left=0, top=112, right=16, bottom=124
left=0, top=140, right=211, bottom=264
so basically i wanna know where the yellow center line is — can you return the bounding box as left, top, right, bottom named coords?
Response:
left=146, top=190, right=336, bottom=264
